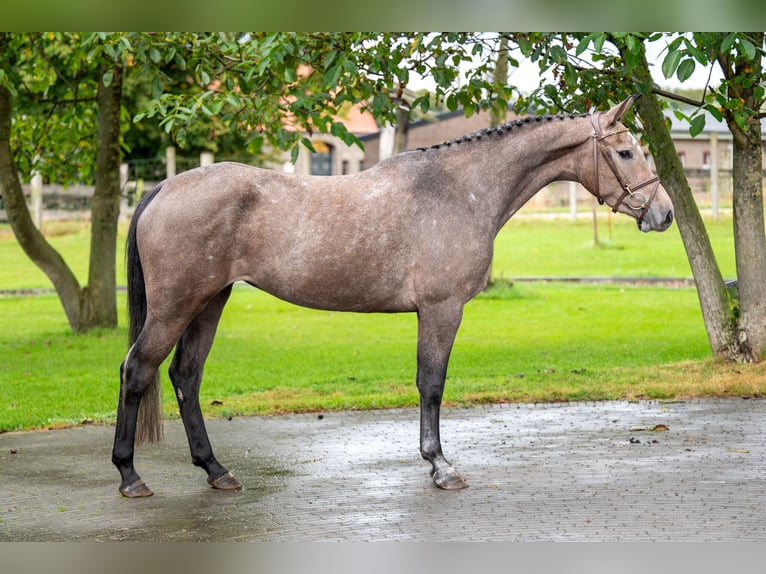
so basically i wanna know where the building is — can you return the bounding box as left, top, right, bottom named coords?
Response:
left=273, top=104, right=378, bottom=177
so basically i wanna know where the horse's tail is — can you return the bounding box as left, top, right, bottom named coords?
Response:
left=125, top=183, right=164, bottom=446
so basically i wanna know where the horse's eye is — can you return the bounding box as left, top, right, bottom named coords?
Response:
left=617, top=150, right=633, bottom=160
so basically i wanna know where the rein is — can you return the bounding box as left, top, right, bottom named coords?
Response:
left=590, top=112, right=660, bottom=224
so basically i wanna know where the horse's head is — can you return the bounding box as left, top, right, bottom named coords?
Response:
left=588, top=96, right=674, bottom=232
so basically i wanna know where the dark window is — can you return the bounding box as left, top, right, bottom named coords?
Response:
left=310, top=141, right=334, bottom=176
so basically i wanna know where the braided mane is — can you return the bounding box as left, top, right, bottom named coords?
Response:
left=414, top=112, right=591, bottom=152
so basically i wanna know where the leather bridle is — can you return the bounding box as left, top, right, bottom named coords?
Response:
left=590, top=112, right=660, bottom=225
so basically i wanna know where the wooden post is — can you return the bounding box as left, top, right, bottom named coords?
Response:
left=119, top=163, right=129, bottom=217
left=200, top=151, right=214, bottom=167
left=569, top=181, right=578, bottom=221
left=30, top=171, right=43, bottom=229
left=592, top=197, right=599, bottom=245
left=166, top=146, right=176, bottom=179
left=709, top=132, right=719, bottom=220
left=379, top=124, right=395, bottom=161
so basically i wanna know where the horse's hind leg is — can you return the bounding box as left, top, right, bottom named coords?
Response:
left=416, top=301, right=469, bottom=490
left=168, top=285, right=242, bottom=491
left=113, top=321, right=186, bottom=497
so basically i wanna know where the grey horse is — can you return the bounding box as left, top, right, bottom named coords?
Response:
left=112, top=95, right=674, bottom=497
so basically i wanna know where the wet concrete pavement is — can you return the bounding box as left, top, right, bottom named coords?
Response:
left=1, top=399, right=765, bottom=542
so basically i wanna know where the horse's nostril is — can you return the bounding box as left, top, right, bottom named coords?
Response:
left=665, top=211, right=674, bottom=225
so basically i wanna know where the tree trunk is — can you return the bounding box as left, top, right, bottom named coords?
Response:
left=0, top=61, right=125, bottom=333
left=0, top=86, right=85, bottom=331
left=490, top=36, right=509, bottom=128
left=81, top=64, right=124, bottom=330
left=730, top=127, right=766, bottom=361
left=721, top=32, right=766, bottom=361
left=630, top=49, right=741, bottom=359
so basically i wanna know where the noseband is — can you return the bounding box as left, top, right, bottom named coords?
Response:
left=590, top=112, right=660, bottom=225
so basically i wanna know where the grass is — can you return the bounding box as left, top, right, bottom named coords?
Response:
left=1, top=214, right=762, bottom=433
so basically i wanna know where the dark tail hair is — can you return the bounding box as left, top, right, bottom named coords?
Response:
left=125, top=184, right=164, bottom=446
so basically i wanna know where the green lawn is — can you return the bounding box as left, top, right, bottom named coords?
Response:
left=494, top=214, right=736, bottom=280
left=2, top=214, right=761, bottom=433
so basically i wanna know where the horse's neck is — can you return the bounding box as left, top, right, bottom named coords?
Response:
left=472, top=118, right=592, bottom=234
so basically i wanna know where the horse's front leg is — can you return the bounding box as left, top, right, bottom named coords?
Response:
left=416, top=301, right=468, bottom=490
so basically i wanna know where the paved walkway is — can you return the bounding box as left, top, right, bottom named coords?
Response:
left=1, top=399, right=764, bottom=541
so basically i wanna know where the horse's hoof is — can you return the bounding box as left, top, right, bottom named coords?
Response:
left=208, top=471, right=243, bottom=491
left=119, top=479, right=155, bottom=498
left=433, top=467, right=469, bottom=490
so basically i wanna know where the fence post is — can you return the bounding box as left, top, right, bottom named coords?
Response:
left=200, top=151, right=214, bottom=167
left=119, top=163, right=131, bottom=218
left=709, top=132, right=719, bottom=220
left=166, top=146, right=176, bottom=179
left=30, top=171, right=43, bottom=228
left=569, top=181, right=578, bottom=221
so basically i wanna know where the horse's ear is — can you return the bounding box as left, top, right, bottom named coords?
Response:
left=602, top=94, right=640, bottom=126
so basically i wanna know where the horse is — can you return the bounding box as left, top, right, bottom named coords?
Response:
left=112, top=95, right=674, bottom=497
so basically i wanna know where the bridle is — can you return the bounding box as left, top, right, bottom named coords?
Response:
left=590, top=112, right=660, bottom=225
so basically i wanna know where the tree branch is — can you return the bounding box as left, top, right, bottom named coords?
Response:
left=650, top=85, right=706, bottom=107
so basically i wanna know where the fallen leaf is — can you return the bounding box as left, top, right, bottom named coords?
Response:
left=629, top=424, right=669, bottom=432
left=727, top=448, right=750, bottom=454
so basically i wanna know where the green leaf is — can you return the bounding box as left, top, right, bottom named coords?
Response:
left=677, top=59, right=696, bottom=83
left=625, top=34, right=639, bottom=54
left=446, top=93, right=457, bottom=112
left=705, top=104, right=723, bottom=122
left=300, top=137, right=316, bottom=153
left=739, top=37, right=757, bottom=60
left=667, top=36, right=684, bottom=51
left=102, top=69, right=114, bottom=88
left=324, top=64, right=342, bottom=87
left=689, top=114, right=706, bottom=138
left=593, top=33, right=605, bottom=52
left=549, top=45, right=567, bottom=63
left=734, top=109, right=747, bottom=129
left=330, top=121, right=345, bottom=138
left=323, top=49, right=338, bottom=69
left=720, top=32, right=737, bottom=54
left=661, top=49, right=682, bottom=79
left=575, top=34, right=594, bottom=57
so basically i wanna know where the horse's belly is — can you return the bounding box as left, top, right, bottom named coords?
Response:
left=239, top=251, right=416, bottom=313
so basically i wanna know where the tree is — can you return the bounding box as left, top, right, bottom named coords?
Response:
left=0, top=33, right=164, bottom=332
left=516, top=32, right=766, bottom=362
